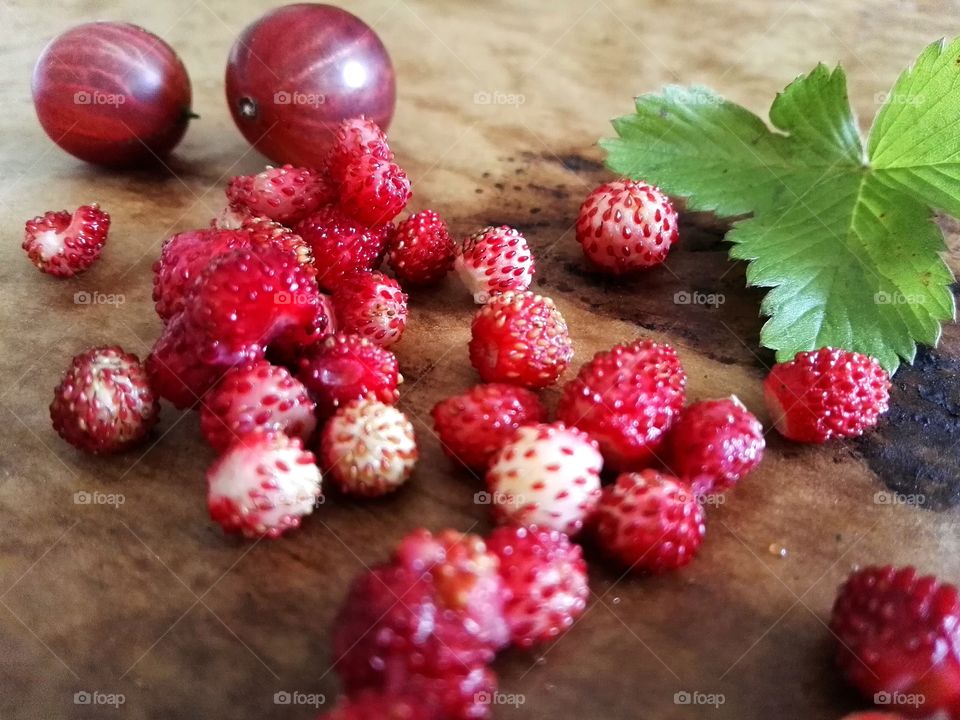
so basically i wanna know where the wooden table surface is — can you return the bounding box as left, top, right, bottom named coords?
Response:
left=3, top=1, right=960, bottom=718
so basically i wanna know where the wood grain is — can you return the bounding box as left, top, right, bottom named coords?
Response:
left=2, top=1, right=960, bottom=719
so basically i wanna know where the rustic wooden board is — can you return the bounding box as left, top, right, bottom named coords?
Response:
left=2, top=1, right=960, bottom=718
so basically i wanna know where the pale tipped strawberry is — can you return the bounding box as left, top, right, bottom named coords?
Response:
left=387, top=209, right=456, bottom=285
left=332, top=271, right=408, bottom=348
left=297, top=333, right=401, bottom=418
left=486, top=525, right=589, bottom=648
left=23, top=204, right=109, bottom=277
left=325, top=115, right=393, bottom=184
left=664, top=396, right=765, bottom=494
left=486, top=423, right=602, bottom=536
left=764, top=347, right=891, bottom=443
left=199, top=360, right=316, bottom=453
left=338, top=154, right=411, bottom=226
left=593, top=470, right=705, bottom=574
left=831, top=565, right=960, bottom=718
left=186, top=246, right=319, bottom=348
left=575, top=179, right=679, bottom=274
left=50, top=346, right=159, bottom=454
left=207, top=430, right=322, bottom=539
left=454, top=225, right=534, bottom=303
left=226, top=164, right=329, bottom=225
left=295, top=205, right=391, bottom=292
left=321, top=397, right=417, bottom=497
left=210, top=202, right=255, bottom=230
left=468, top=291, right=573, bottom=389
left=240, top=215, right=315, bottom=274
left=431, top=383, right=546, bottom=471
left=557, top=339, right=686, bottom=472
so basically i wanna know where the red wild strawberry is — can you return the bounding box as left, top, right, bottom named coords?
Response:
left=23, top=204, right=109, bottom=277
left=320, top=691, right=439, bottom=720
left=152, top=228, right=251, bottom=321
left=332, top=271, right=408, bottom=347
left=557, top=339, right=686, bottom=472
left=225, top=164, right=329, bottom=225
left=326, top=115, right=393, bottom=183
left=240, top=215, right=315, bottom=274
left=295, top=205, right=391, bottom=292
left=199, top=360, right=316, bottom=453
left=187, top=246, right=319, bottom=348
left=387, top=209, right=455, bottom=285
left=831, top=565, right=960, bottom=718
left=297, top=333, right=401, bottom=418
left=206, top=430, right=322, bottom=539
left=468, top=291, right=573, bottom=389
left=333, top=529, right=505, bottom=720
left=486, top=423, right=603, bottom=536
left=321, top=398, right=418, bottom=497
left=664, top=396, right=765, bottom=494
left=338, top=154, right=411, bottom=226
left=593, top=470, right=705, bottom=574
left=575, top=179, right=679, bottom=274
left=431, top=383, right=546, bottom=471
left=267, top=292, right=337, bottom=367
left=486, top=525, right=589, bottom=648
left=454, top=225, right=534, bottom=303
left=50, top=346, right=159, bottom=454
left=764, top=347, right=891, bottom=443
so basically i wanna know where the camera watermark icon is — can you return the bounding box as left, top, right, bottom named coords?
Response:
left=874, top=290, right=923, bottom=305
left=273, top=691, right=326, bottom=707
left=74, top=91, right=126, bottom=107
left=74, top=291, right=125, bottom=307
left=474, top=490, right=524, bottom=506
left=74, top=691, right=125, bottom=707
left=74, top=490, right=125, bottom=508
left=875, top=691, right=925, bottom=708
left=474, top=691, right=525, bottom=707
left=673, top=290, right=725, bottom=308
left=473, top=90, right=526, bottom=107
left=273, top=90, right=326, bottom=107
left=674, top=690, right=725, bottom=707
left=874, top=490, right=925, bottom=507
left=274, top=291, right=316, bottom=306
left=874, top=92, right=925, bottom=106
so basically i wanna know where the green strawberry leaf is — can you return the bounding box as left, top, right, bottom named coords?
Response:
left=601, top=39, right=959, bottom=372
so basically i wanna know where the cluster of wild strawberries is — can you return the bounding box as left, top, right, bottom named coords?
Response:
left=30, top=119, right=942, bottom=720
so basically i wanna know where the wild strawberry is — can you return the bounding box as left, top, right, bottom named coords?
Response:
left=225, top=164, right=329, bottom=225
left=297, top=333, right=401, bottom=418
left=320, top=692, right=439, bottom=720
left=207, top=430, right=322, bottom=539
left=50, top=346, right=159, bottom=454
left=321, top=398, right=417, bottom=497
left=267, top=292, right=337, bottom=367
left=575, top=179, right=678, bottom=274
left=210, top=202, right=255, bottom=230
left=338, top=154, right=411, bottom=226
left=240, top=215, right=315, bottom=274
left=23, top=204, right=109, bottom=277
left=468, top=291, right=572, bottom=389
left=333, top=530, right=504, bottom=720
left=557, top=339, right=686, bottom=472
left=152, top=228, right=251, bottom=321
left=326, top=115, right=393, bottom=183
left=593, top=470, right=705, bottom=574
left=387, top=209, right=455, bottom=285
left=486, top=423, right=602, bottom=536
left=485, top=525, right=589, bottom=648
left=431, top=383, right=546, bottom=471
left=831, top=565, right=960, bottom=718
left=454, top=225, right=534, bottom=303
left=331, top=271, right=408, bottom=347
left=764, top=347, right=891, bottom=443
left=664, top=397, right=765, bottom=494
left=295, top=205, right=391, bottom=292
left=186, top=246, right=319, bottom=347
left=199, top=360, right=316, bottom=453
